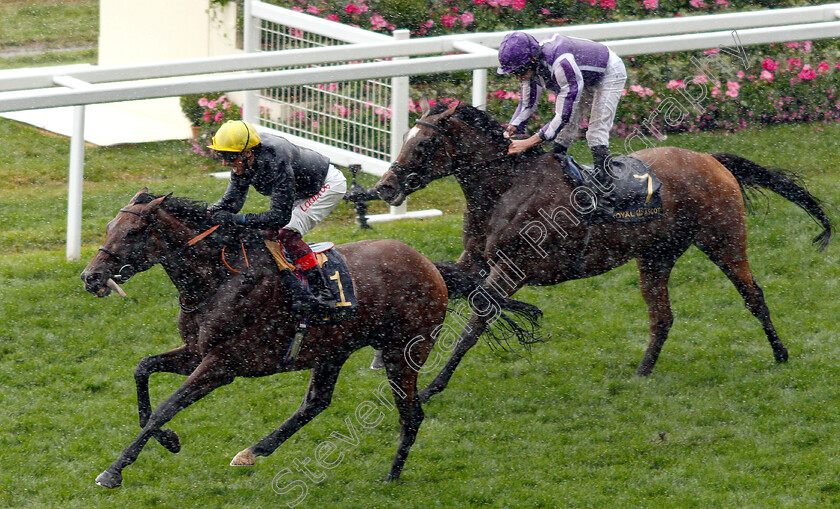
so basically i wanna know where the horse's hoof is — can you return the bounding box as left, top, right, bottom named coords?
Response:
left=774, top=346, right=789, bottom=363
left=95, top=469, right=122, bottom=489
left=369, top=351, right=385, bottom=370
left=157, top=428, right=181, bottom=453
left=230, top=448, right=256, bottom=467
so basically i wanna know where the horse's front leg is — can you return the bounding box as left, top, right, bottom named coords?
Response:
left=417, top=313, right=488, bottom=404
left=230, top=360, right=345, bottom=466
left=95, top=353, right=235, bottom=488
left=135, top=345, right=202, bottom=453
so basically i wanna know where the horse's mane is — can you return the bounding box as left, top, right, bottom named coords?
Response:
left=428, top=102, right=507, bottom=141
left=135, top=193, right=210, bottom=225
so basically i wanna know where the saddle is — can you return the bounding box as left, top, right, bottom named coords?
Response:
left=264, top=240, right=358, bottom=368
left=264, top=240, right=359, bottom=322
left=562, top=155, right=663, bottom=224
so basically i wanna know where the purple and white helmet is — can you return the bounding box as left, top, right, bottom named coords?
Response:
left=497, top=32, right=540, bottom=75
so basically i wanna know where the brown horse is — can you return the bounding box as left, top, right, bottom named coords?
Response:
left=373, top=102, right=832, bottom=402
left=81, top=189, right=454, bottom=488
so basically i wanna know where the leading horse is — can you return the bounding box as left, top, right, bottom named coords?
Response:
left=81, top=189, right=453, bottom=488
left=373, top=102, right=832, bottom=402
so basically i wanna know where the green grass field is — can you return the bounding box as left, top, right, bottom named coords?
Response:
left=1, top=116, right=839, bottom=508
left=3, top=2, right=840, bottom=505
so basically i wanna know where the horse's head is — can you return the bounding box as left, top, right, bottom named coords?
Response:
left=374, top=99, right=510, bottom=205
left=81, top=189, right=171, bottom=297
left=374, top=100, right=464, bottom=206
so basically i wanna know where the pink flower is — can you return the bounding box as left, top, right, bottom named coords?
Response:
left=643, top=0, right=658, bottom=9
left=512, top=0, right=527, bottom=9
left=704, top=48, right=720, bottom=55
left=493, top=89, right=506, bottom=99
left=208, top=100, right=217, bottom=109
left=600, top=0, right=616, bottom=9
left=306, top=5, right=320, bottom=15
left=472, top=0, right=487, bottom=4
left=326, top=13, right=340, bottom=21
left=370, top=13, right=389, bottom=29
left=214, top=112, right=225, bottom=122
left=541, top=8, right=550, bottom=14
left=693, top=74, right=708, bottom=84
left=714, top=0, right=728, bottom=6
left=762, top=59, right=778, bottom=71
left=460, top=11, right=474, bottom=25
left=725, top=81, right=739, bottom=97
left=690, top=0, right=705, bottom=8
left=440, top=14, right=457, bottom=28
left=345, top=3, right=362, bottom=14
left=666, top=79, right=684, bottom=89
left=629, top=84, right=645, bottom=95
left=788, top=57, right=802, bottom=69
left=759, top=70, right=774, bottom=82
left=785, top=42, right=800, bottom=49
left=198, top=97, right=209, bottom=107
left=798, top=66, right=817, bottom=80
left=802, top=41, right=813, bottom=53
left=334, top=104, right=349, bottom=116
left=817, top=62, right=830, bottom=74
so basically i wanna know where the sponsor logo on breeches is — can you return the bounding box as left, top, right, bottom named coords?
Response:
left=299, top=183, right=331, bottom=212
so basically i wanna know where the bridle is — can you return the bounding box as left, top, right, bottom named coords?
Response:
left=98, top=206, right=219, bottom=283
left=389, top=117, right=512, bottom=194
left=388, top=119, right=454, bottom=193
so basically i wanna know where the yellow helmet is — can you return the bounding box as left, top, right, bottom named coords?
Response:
left=207, top=120, right=261, bottom=152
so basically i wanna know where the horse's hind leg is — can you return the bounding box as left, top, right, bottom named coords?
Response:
left=702, top=251, right=788, bottom=365
left=381, top=341, right=430, bottom=481
left=134, top=345, right=202, bottom=453
left=231, top=360, right=345, bottom=466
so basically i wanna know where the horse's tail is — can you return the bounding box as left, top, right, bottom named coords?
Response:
left=434, top=261, right=543, bottom=349
left=711, top=152, right=833, bottom=251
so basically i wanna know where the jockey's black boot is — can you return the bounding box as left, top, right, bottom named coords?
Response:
left=590, top=145, right=616, bottom=199
left=552, top=143, right=569, bottom=165
left=302, top=265, right=337, bottom=309
left=278, top=268, right=331, bottom=316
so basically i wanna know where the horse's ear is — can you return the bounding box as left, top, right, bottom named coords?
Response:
left=145, top=194, right=168, bottom=214
left=128, top=187, right=149, bottom=205
left=440, top=101, right=459, bottom=120
left=419, top=95, right=431, bottom=117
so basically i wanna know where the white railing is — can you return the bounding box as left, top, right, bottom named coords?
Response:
left=0, top=3, right=838, bottom=259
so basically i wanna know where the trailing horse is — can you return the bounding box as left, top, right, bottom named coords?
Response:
left=373, top=101, right=832, bottom=402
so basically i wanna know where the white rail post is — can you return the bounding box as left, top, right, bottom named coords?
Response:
left=242, top=0, right=259, bottom=123
left=388, top=28, right=410, bottom=217
left=66, top=105, right=86, bottom=261
left=472, top=68, right=488, bottom=110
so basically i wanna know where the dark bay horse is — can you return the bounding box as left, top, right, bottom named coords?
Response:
left=81, top=189, right=452, bottom=488
left=373, top=102, right=832, bottom=402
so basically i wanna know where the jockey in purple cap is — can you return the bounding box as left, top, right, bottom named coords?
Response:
left=498, top=31, right=627, bottom=197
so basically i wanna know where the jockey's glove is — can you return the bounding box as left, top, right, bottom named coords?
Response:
left=211, top=210, right=245, bottom=227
